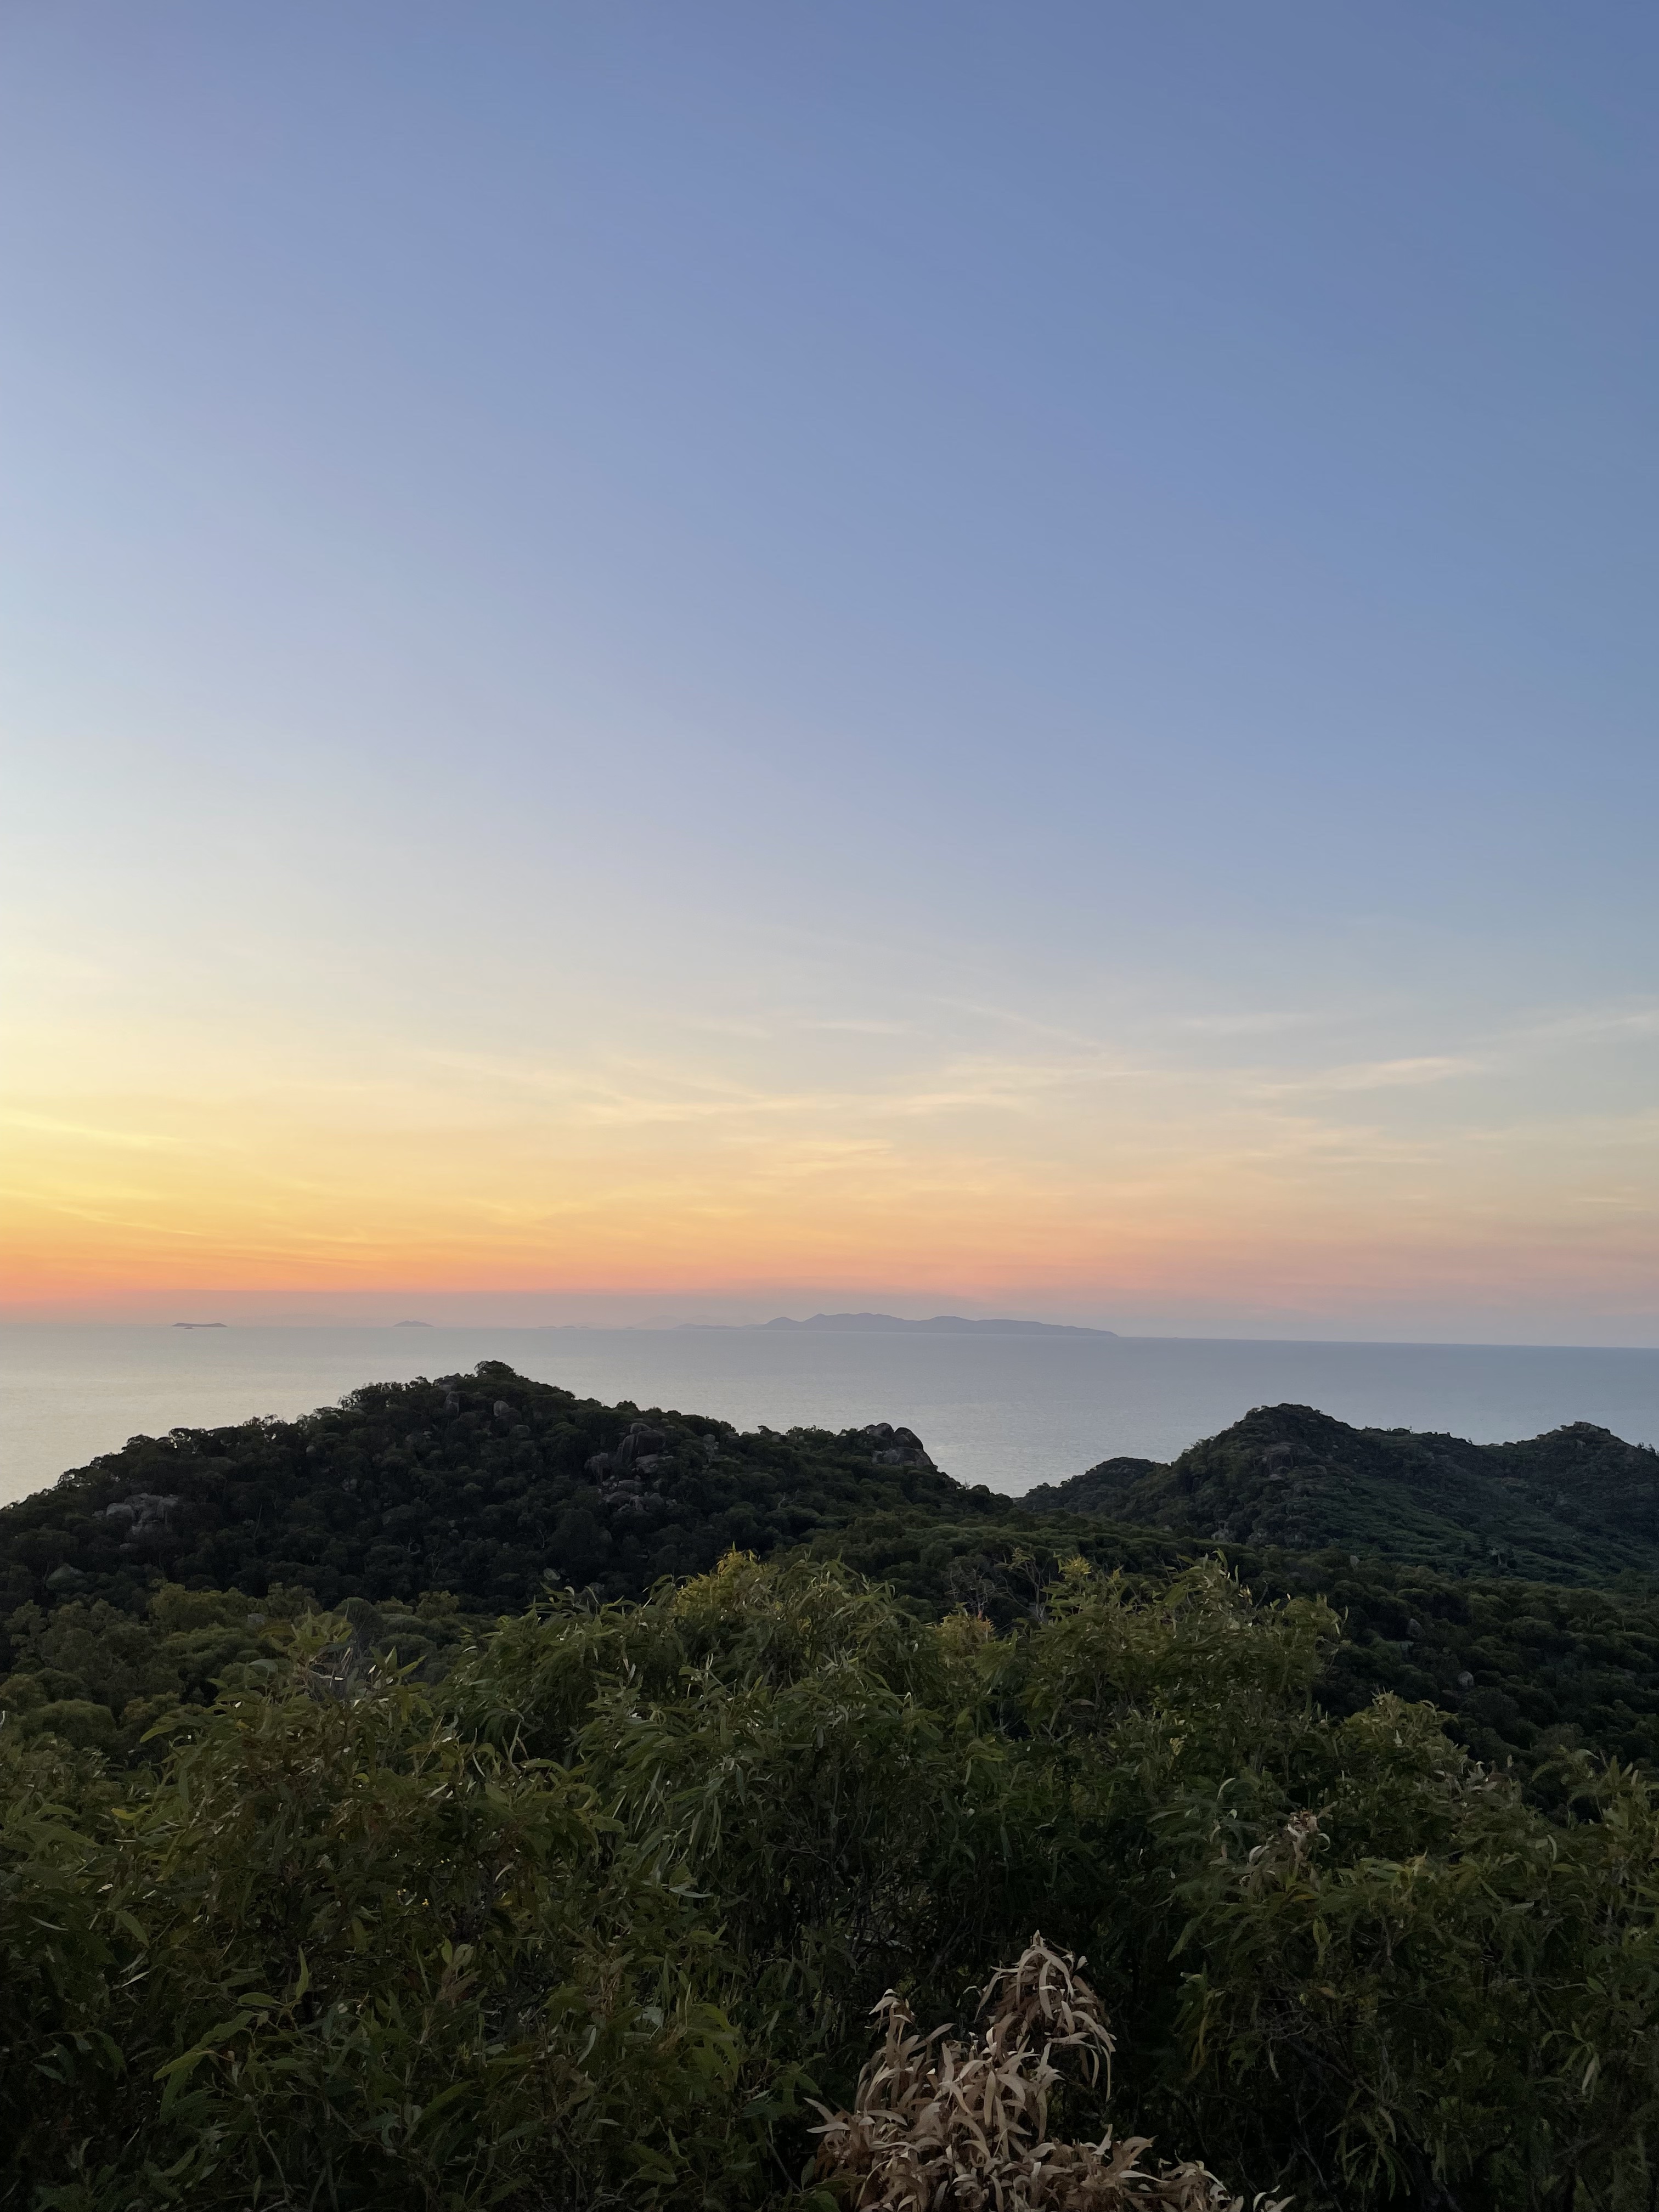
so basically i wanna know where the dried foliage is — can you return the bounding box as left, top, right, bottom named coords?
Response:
left=815, top=1937, right=1287, bottom=2211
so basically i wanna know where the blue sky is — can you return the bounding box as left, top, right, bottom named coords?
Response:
left=3, top=3, right=1657, bottom=1338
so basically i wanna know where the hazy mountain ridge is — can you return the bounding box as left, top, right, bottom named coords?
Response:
left=696, top=1311, right=1119, bottom=1335
left=1022, top=1400, right=1659, bottom=1582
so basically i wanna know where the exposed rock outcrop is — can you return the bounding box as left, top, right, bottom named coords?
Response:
left=862, top=1422, right=935, bottom=1470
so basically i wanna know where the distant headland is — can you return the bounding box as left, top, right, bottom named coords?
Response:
left=171, top=1322, right=227, bottom=1329
left=688, top=1311, right=1118, bottom=1338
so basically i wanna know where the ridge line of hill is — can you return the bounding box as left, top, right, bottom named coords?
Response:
left=1022, top=1398, right=1659, bottom=1583
left=5, top=1363, right=1659, bottom=1785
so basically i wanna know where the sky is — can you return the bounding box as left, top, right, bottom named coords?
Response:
left=2, top=2, right=1656, bottom=1342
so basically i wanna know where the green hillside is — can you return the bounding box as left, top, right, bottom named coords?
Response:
left=1024, top=1399, right=1659, bottom=1582
left=7, top=1363, right=1659, bottom=1784
left=0, top=1363, right=985, bottom=1621
left=9, top=1364, right=1659, bottom=2208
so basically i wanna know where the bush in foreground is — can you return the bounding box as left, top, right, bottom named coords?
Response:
left=6, top=1556, right=1659, bottom=2208
left=814, top=1935, right=1289, bottom=2209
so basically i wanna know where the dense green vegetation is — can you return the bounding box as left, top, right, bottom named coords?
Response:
left=0, top=1364, right=978, bottom=1621
left=8, top=1552, right=1659, bottom=2209
left=7, top=1363, right=1659, bottom=1784
left=1026, top=1400, right=1659, bottom=1583
left=7, top=1362, right=1659, bottom=2207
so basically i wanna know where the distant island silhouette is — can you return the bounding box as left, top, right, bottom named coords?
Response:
left=688, top=1312, right=1117, bottom=1338
left=393, top=1319, right=434, bottom=1328
left=172, top=1322, right=227, bottom=1329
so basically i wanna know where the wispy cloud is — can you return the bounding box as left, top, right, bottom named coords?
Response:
left=1172, top=1010, right=1321, bottom=1037
left=1256, top=1056, right=1482, bottom=1098
left=1505, top=1004, right=1659, bottom=1049
left=0, top=1111, right=184, bottom=1153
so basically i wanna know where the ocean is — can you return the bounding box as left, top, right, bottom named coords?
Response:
left=5, top=1323, right=1659, bottom=1508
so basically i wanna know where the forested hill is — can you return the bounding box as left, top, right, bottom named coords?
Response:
left=12, top=1371, right=1659, bottom=2208
left=10, top=1369, right=1657, bottom=1624
left=1023, top=1399, right=1659, bottom=1583
left=0, top=1363, right=991, bottom=1621
left=9, top=1365, right=1659, bottom=1790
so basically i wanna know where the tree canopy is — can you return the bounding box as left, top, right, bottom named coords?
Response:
left=8, top=1551, right=1659, bottom=2209
left=7, top=1363, right=1659, bottom=2207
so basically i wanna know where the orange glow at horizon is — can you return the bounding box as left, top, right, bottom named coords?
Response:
left=4, top=5, right=1657, bottom=1353
left=6, top=1035, right=1658, bottom=1333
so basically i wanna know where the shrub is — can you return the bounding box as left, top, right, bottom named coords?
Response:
left=814, top=1936, right=1288, bottom=2209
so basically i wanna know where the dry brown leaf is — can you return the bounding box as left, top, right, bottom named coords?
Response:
left=812, top=1935, right=1290, bottom=2212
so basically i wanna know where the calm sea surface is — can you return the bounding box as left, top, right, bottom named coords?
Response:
left=5, top=1324, right=1659, bottom=1508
